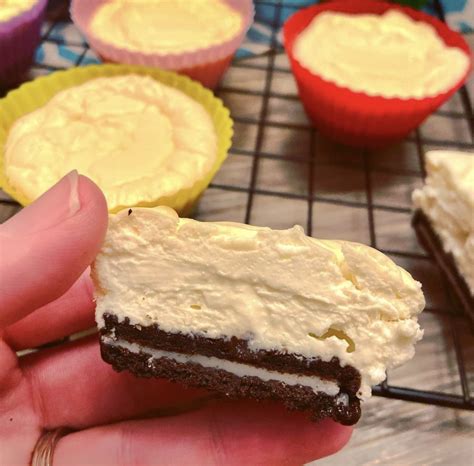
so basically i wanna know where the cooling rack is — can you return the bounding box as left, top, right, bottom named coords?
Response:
left=0, top=0, right=473, bottom=417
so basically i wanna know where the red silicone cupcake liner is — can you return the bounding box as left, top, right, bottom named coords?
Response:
left=0, top=0, right=47, bottom=89
left=283, top=1, right=472, bottom=148
left=71, top=0, right=254, bottom=89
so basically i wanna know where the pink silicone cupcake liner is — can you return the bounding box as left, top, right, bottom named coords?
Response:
left=70, top=0, right=254, bottom=88
left=0, top=0, right=47, bottom=89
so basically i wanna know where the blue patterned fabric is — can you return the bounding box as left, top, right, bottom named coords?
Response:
left=254, top=1, right=473, bottom=32
left=35, top=1, right=473, bottom=68
left=428, top=0, right=473, bottom=33
left=240, top=0, right=473, bottom=57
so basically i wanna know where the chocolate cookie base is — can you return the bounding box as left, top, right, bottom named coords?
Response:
left=412, top=210, right=473, bottom=323
left=102, top=314, right=361, bottom=396
left=101, top=341, right=361, bottom=425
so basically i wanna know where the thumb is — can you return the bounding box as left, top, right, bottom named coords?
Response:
left=0, top=172, right=108, bottom=328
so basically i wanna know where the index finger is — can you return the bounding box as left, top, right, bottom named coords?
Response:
left=0, top=172, right=108, bottom=328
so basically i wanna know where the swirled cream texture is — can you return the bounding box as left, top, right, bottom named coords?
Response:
left=93, top=206, right=425, bottom=400
left=4, top=75, right=217, bottom=212
left=89, top=0, right=243, bottom=54
left=293, top=11, right=470, bottom=98
left=413, top=151, right=474, bottom=294
left=0, top=0, right=37, bottom=21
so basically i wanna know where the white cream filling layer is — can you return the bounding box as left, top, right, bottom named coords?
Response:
left=104, top=337, right=340, bottom=397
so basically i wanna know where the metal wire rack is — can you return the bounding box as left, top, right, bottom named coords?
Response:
left=0, top=0, right=473, bottom=415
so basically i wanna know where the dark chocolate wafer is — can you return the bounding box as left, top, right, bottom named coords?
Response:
left=101, top=339, right=361, bottom=425
left=412, top=209, right=474, bottom=323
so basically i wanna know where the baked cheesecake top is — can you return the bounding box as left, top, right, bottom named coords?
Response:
left=0, top=0, right=37, bottom=21
left=89, top=0, right=243, bottom=54
left=413, top=150, right=474, bottom=294
left=93, top=206, right=425, bottom=399
left=4, top=75, right=217, bottom=212
left=293, top=10, right=470, bottom=98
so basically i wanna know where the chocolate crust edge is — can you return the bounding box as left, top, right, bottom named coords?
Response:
left=102, top=314, right=361, bottom=396
left=412, top=210, right=473, bottom=322
left=101, top=341, right=361, bottom=426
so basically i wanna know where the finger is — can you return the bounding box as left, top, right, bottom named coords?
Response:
left=54, top=401, right=352, bottom=466
left=21, top=335, right=208, bottom=430
left=0, top=172, right=108, bottom=328
left=3, top=270, right=95, bottom=351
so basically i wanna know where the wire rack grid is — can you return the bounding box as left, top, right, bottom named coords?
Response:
left=0, top=0, right=473, bottom=415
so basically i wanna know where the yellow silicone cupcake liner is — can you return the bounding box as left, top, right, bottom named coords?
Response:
left=0, top=64, right=233, bottom=213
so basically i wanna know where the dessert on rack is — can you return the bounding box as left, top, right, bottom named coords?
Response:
left=1, top=72, right=231, bottom=214
left=71, top=0, right=254, bottom=87
left=413, top=150, right=474, bottom=319
left=283, top=2, right=471, bottom=147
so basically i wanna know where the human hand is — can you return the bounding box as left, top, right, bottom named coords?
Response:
left=0, top=172, right=352, bottom=465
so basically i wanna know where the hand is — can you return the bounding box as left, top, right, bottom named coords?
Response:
left=0, top=172, right=352, bottom=465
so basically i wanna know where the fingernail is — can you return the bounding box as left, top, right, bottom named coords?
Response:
left=2, top=171, right=82, bottom=235
left=67, top=170, right=81, bottom=216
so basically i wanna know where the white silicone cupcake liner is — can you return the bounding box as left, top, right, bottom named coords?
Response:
left=71, top=0, right=254, bottom=70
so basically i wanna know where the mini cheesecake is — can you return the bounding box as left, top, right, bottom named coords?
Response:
left=0, top=0, right=38, bottom=21
left=3, top=74, right=218, bottom=213
left=292, top=10, right=470, bottom=99
left=93, top=207, right=425, bottom=425
left=89, top=0, right=243, bottom=55
left=413, top=150, right=474, bottom=318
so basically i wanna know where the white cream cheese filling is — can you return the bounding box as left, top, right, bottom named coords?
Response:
left=293, top=10, right=470, bottom=98
left=90, top=0, right=243, bottom=54
left=103, top=337, right=341, bottom=397
left=0, top=0, right=37, bottom=22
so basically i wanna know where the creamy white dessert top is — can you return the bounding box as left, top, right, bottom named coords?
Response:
left=89, top=0, right=243, bottom=54
left=94, top=206, right=425, bottom=400
left=413, top=151, right=474, bottom=294
left=4, top=75, right=217, bottom=212
left=293, top=10, right=470, bottom=98
left=0, top=0, right=37, bottom=21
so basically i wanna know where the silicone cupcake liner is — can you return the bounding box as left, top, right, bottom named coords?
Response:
left=0, top=0, right=47, bottom=88
left=70, top=0, right=254, bottom=89
left=0, top=64, right=233, bottom=214
left=332, top=0, right=429, bottom=8
left=283, top=1, right=472, bottom=148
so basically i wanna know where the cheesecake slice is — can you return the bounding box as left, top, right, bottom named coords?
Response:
left=413, top=150, right=474, bottom=318
left=93, top=207, right=425, bottom=425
